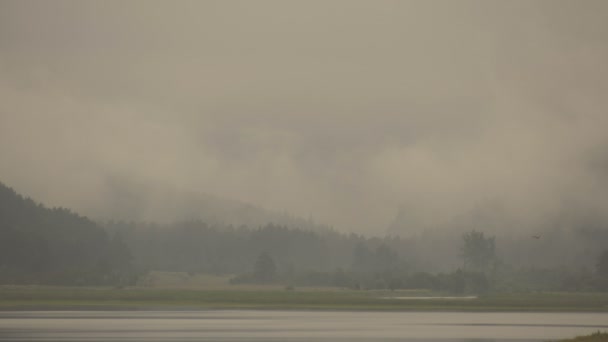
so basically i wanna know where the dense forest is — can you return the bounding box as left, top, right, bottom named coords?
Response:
left=1, top=181, right=608, bottom=293
left=0, top=182, right=133, bottom=285
left=104, top=220, right=608, bottom=293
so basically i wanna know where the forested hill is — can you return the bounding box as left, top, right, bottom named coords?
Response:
left=2, top=179, right=607, bottom=292
left=0, top=182, right=132, bottom=285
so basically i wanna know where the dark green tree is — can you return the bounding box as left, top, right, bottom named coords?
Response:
left=461, top=230, right=496, bottom=272
left=597, top=250, right=608, bottom=277
left=374, top=244, right=400, bottom=272
left=352, top=242, right=372, bottom=271
left=0, top=181, right=134, bottom=285
left=254, top=252, right=276, bottom=283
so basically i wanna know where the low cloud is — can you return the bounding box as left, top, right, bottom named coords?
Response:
left=1, top=1, right=607, bottom=234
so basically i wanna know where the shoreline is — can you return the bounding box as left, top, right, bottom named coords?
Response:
left=2, top=286, right=608, bottom=312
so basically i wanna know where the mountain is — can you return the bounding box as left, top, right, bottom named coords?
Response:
left=0, top=181, right=132, bottom=285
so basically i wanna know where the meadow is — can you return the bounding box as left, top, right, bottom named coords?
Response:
left=558, top=332, right=608, bottom=342
left=1, top=271, right=606, bottom=311
left=2, top=285, right=608, bottom=312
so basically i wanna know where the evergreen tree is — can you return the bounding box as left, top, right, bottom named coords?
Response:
left=254, top=252, right=276, bottom=283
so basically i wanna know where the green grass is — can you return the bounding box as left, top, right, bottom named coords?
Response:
left=558, top=331, right=608, bottom=342
left=1, top=286, right=608, bottom=311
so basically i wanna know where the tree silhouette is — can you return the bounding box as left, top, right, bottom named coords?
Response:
left=597, top=250, right=608, bottom=277
left=254, top=252, right=276, bottom=283
left=461, top=230, right=496, bottom=272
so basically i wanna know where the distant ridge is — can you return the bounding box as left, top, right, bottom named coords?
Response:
left=92, top=176, right=332, bottom=232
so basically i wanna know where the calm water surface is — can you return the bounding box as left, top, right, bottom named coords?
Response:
left=1, top=310, right=607, bottom=341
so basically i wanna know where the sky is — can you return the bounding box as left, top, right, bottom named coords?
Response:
left=1, top=0, right=608, bottom=234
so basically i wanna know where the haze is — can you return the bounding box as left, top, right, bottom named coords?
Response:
left=1, top=0, right=607, bottom=234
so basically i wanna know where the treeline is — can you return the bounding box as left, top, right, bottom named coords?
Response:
left=103, top=220, right=408, bottom=278
left=0, top=182, right=133, bottom=285
left=108, top=220, right=492, bottom=293
left=105, top=221, right=608, bottom=293
left=2, top=180, right=608, bottom=293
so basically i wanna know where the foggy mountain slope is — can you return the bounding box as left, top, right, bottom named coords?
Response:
left=388, top=194, right=608, bottom=238
left=94, top=176, right=331, bottom=232
left=0, top=181, right=132, bottom=285
left=388, top=201, right=522, bottom=237
left=2, top=177, right=606, bottom=292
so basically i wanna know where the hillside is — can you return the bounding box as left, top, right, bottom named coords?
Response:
left=0, top=182, right=132, bottom=285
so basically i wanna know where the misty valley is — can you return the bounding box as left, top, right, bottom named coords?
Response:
left=2, top=181, right=608, bottom=295
left=3, top=1, right=608, bottom=340
left=1, top=175, right=608, bottom=341
left=2, top=177, right=608, bottom=341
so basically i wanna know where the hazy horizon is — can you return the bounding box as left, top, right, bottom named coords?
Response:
left=2, top=0, right=608, bottom=234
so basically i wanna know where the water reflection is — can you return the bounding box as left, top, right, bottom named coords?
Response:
left=0, top=310, right=607, bottom=341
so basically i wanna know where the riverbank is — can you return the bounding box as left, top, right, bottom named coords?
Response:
left=558, top=332, right=608, bottom=342
left=2, top=286, right=608, bottom=311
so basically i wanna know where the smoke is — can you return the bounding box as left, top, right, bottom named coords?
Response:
left=1, top=0, right=607, bottom=233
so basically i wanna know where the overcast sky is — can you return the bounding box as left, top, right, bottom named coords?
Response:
left=1, top=1, right=607, bottom=233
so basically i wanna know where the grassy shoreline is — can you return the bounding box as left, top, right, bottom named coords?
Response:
left=557, top=332, right=608, bottom=342
left=2, top=286, right=608, bottom=312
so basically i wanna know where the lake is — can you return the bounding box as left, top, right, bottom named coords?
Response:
left=1, top=310, right=607, bottom=341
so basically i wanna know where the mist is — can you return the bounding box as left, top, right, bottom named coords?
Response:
left=1, top=0, right=608, bottom=234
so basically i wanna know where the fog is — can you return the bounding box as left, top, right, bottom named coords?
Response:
left=1, top=0, right=608, bottom=234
